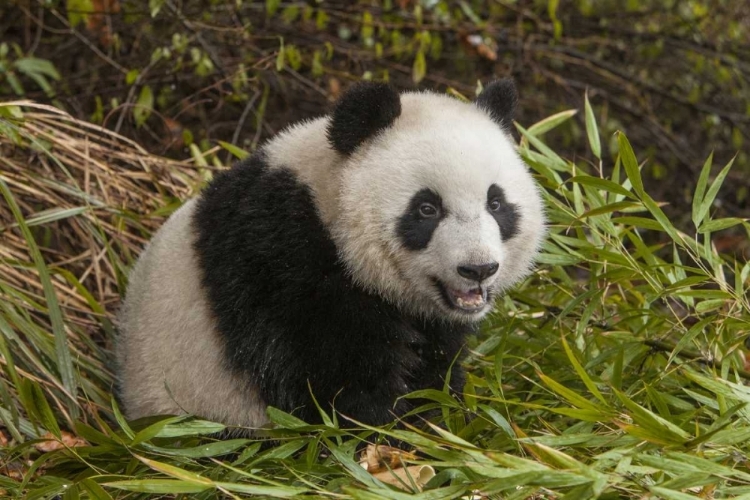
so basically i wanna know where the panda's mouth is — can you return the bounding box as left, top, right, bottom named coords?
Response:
left=436, top=281, right=488, bottom=313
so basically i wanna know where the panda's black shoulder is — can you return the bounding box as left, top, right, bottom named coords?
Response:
left=192, top=150, right=341, bottom=304
left=190, top=151, right=471, bottom=423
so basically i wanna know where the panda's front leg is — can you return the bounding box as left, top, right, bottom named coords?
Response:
left=243, top=309, right=427, bottom=428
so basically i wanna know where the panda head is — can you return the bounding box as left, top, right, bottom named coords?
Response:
left=326, top=80, right=545, bottom=323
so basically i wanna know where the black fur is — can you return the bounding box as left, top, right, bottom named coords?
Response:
left=396, top=188, right=444, bottom=251
left=475, top=78, right=518, bottom=129
left=327, top=82, right=402, bottom=155
left=487, top=184, right=519, bottom=241
left=192, top=153, right=470, bottom=426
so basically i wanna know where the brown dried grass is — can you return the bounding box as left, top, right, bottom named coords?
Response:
left=0, top=101, right=204, bottom=428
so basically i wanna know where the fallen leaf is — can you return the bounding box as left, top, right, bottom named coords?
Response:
left=1, top=462, right=26, bottom=481
left=359, top=444, right=417, bottom=473
left=371, top=465, right=435, bottom=492
left=34, top=431, right=88, bottom=453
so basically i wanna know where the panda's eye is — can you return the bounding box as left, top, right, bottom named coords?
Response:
left=419, top=203, right=439, bottom=218
left=489, top=199, right=502, bottom=212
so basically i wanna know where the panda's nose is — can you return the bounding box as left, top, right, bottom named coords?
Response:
left=457, top=262, right=499, bottom=282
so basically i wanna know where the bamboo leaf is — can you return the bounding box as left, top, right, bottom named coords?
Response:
left=527, top=109, right=578, bottom=137
left=584, top=91, right=601, bottom=159
left=698, top=217, right=746, bottom=234
left=412, top=51, right=427, bottom=83
left=617, top=132, right=643, bottom=196
left=0, top=179, right=79, bottom=419
left=695, top=155, right=736, bottom=226
left=104, top=479, right=210, bottom=494
left=133, top=85, right=154, bottom=128
left=692, top=152, right=713, bottom=227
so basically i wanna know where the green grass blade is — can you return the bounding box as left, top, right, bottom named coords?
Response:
left=104, top=479, right=211, bottom=494
left=617, top=132, right=644, bottom=197
left=527, top=109, right=578, bottom=137
left=692, top=152, right=713, bottom=227
left=695, top=155, right=736, bottom=226
left=584, top=91, right=601, bottom=159
left=560, top=336, right=607, bottom=405
left=0, top=178, right=79, bottom=420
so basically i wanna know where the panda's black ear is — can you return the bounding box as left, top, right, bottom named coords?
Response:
left=475, top=78, right=518, bottom=128
left=327, top=82, right=401, bottom=155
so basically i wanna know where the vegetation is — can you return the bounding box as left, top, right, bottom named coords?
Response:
left=1, top=1, right=749, bottom=499
left=1, top=94, right=749, bottom=498
left=1, top=0, right=748, bottom=220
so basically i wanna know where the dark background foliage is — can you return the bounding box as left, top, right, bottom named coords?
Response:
left=1, top=0, right=749, bottom=222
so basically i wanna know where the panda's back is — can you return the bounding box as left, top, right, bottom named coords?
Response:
left=116, top=198, right=268, bottom=426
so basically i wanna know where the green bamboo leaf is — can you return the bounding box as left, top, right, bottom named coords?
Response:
left=692, top=152, right=713, bottom=227
left=614, top=388, right=691, bottom=443
left=214, top=482, right=308, bottom=496
left=133, top=85, right=154, bottom=128
left=25, top=380, right=61, bottom=437
left=80, top=478, right=114, bottom=499
left=538, top=372, right=608, bottom=414
left=266, top=406, right=308, bottom=428
left=104, top=479, right=210, bottom=494
left=131, top=416, right=185, bottom=446
left=516, top=123, right=568, bottom=170
left=149, top=439, right=251, bottom=458
left=611, top=216, right=665, bottom=231
left=412, top=50, right=427, bottom=83
left=0, top=179, right=78, bottom=418
left=584, top=91, right=601, bottom=159
left=527, top=109, right=577, bottom=137
left=15, top=58, right=61, bottom=81
left=535, top=253, right=582, bottom=265
left=695, top=155, right=736, bottom=226
left=136, top=455, right=214, bottom=485
left=153, top=418, right=226, bottom=438
left=617, top=132, right=643, bottom=196
left=568, top=176, right=636, bottom=200
left=698, top=217, right=747, bottom=233
left=560, top=336, right=607, bottom=405
left=110, top=396, right=134, bottom=440
left=218, top=141, right=250, bottom=160
left=579, top=201, right=643, bottom=218
left=642, top=194, right=683, bottom=243
left=17, top=207, right=88, bottom=228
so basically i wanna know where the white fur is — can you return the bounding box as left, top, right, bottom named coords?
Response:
left=118, top=90, right=545, bottom=424
left=266, top=91, right=545, bottom=321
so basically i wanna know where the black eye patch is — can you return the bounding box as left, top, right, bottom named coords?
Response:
left=487, top=184, right=519, bottom=241
left=397, top=188, right=444, bottom=250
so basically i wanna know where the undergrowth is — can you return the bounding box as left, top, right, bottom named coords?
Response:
left=0, top=96, right=749, bottom=499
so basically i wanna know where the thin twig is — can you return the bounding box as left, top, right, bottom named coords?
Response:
left=226, top=90, right=261, bottom=164
left=44, top=4, right=126, bottom=74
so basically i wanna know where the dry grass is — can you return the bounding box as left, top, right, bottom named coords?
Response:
left=0, top=101, right=203, bottom=432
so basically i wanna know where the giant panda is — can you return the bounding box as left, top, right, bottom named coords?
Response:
left=116, top=79, right=545, bottom=430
